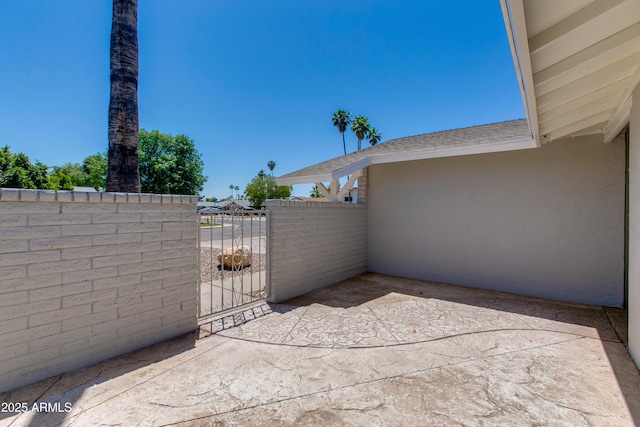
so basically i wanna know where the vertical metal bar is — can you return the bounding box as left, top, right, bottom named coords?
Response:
left=260, top=210, right=269, bottom=298
left=231, top=211, right=236, bottom=308
left=197, top=210, right=201, bottom=317
left=238, top=211, right=244, bottom=305
left=208, top=216, right=213, bottom=314
left=210, top=213, right=215, bottom=314
left=258, top=210, right=262, bottom=299
left=265, top=209, right=270, bottom=301
left=220, top=212, right=225, bottom=311
left=250, top=211, right=254, bottom=301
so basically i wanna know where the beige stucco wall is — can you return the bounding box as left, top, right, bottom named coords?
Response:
left=368, top=133, right=625, bottom=306
left=0, top=190, right=199, bottom=393
left=265, top=200, right=367, bottom=302
left=628, top=85, right=640, bottom=367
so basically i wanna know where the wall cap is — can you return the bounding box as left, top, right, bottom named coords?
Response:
left=0, top=189, right=199, bottom=205
left=264, top=199, right=366, bottom=209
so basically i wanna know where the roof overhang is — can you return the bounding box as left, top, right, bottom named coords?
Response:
left=501, top=0, right=640, bottom=143
left=277, top=157, right=372, bottom=186
left=277, top=135, right=536, bottom=186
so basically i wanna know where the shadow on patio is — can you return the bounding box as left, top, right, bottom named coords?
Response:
left=2, top=273, right=639, bottom=426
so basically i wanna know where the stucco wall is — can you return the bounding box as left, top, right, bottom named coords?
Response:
left=368, top=133, right=625, bottom=306
left=0, top=189, right=199, bottom=393
left=265, top=200, right=367, bottom=302
left=628, top=85, right=640, bottom=366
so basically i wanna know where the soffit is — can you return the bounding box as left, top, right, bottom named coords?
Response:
left=505, top=0, right=640, bottom=143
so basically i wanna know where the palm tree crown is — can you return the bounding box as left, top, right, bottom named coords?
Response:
left=367, top=127, right=382, bottom=146
left=351, top=116, right=370, bottom=151
left=267, top=160, right=276, bottom=175
left=332, top=109, right=351, bottom=155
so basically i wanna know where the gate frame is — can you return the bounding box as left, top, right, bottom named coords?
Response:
left=197, top=207, right=269, bottom=320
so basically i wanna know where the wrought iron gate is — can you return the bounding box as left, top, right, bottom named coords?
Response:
left=198, top=208, right=268, bottom=318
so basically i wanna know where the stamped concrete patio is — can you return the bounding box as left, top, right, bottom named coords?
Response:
left=1, top=273, right=639, bottom=426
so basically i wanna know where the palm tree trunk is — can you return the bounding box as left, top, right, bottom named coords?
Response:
left=106, top=0, right=140, bottom=192
left=342, top=132, right=346, bottom=155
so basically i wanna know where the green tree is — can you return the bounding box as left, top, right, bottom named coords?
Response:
left=48, top=163, right=86, bottom=190
left=351, top=116, right=370, bottom=151
left=332, top=109, right=351, bottom=155
left=267, top=160, right=276, bottom=175
left=367, top=127, right=382, bottom=146
left=310, top=185, right=322, bottom=198
left=44, top=153, right=107, bottom=191
left=0, top=146, right=50, bottom=189
left=138, top=129, right=207, bottom=195
left=245, top=170, right=291, bottom=209
left=106, top=0, right=140, bottom=192
left=205, top=196, right=218, bottom=202
left=83, top=152, right=108, bottom=190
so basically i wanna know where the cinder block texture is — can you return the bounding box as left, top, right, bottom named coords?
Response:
left=0, top=190, right=198, bottom=393
left=265, top=200, right=367, bottom=303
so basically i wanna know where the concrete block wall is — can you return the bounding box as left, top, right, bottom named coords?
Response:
left=368, top=133, right=625, bottom=306
left=265, top=200, right=367, bottom=302
left=357, top=167, right=368, bottom=205
left=0, top=189, right=199, bottom=393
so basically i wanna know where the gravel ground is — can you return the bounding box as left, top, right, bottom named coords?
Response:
left=200, top=248, right=266, bottom=283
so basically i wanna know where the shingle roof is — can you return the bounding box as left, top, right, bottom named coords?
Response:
left=277, top=119, right=534, bottom=185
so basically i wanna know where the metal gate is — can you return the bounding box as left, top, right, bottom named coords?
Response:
left=198, top=208, right=268, bottom=319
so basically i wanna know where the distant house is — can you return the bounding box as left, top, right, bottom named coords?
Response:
left=197, top=200, right=252, bottom=211
left=288, top=196, right=328, bottom=202
left=277, top=0, right=640, bottom=366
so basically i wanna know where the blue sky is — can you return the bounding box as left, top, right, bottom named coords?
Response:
left=0, top=0, right=524, bottom=199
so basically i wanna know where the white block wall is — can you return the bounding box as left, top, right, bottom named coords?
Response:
left=0, top=189, right=199, bottom=393
left=265, top=200, right=367, bottom=302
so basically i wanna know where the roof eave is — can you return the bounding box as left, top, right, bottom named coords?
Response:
left=276, top=157, right=373, bottom=186
left=276, top=137, right=536, bottom=186
left=371, top=137, right=537, bottom=166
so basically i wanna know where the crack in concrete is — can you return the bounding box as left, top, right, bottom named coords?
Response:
left=280, top=306, right=309, bottom=345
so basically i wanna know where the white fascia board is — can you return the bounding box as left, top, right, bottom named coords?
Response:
left=276, top=158, right=372, bottom=186
left=370, top=137, right=538, bottom=165
left=329, top=158, right=372, bottom=181
left=276, top=173, right=335, bottom=186
left=501, top=0, right=540, bottom=146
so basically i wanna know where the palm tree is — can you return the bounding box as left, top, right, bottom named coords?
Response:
left=310, top=185, right=322, bottom=198
left=351, top=116, right=370, bottom=151
left=229, top=184, right=234, bottom=199
left=267, top=160, right=276, bottom=175
left=332, top=109, right=351, bottom=155
left=106, top=0, right=140, bottom=192
left=367, top=127, right=382, bottom=146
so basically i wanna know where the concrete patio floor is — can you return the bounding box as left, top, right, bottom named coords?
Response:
left=1, top=273, right=639, bottom=426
